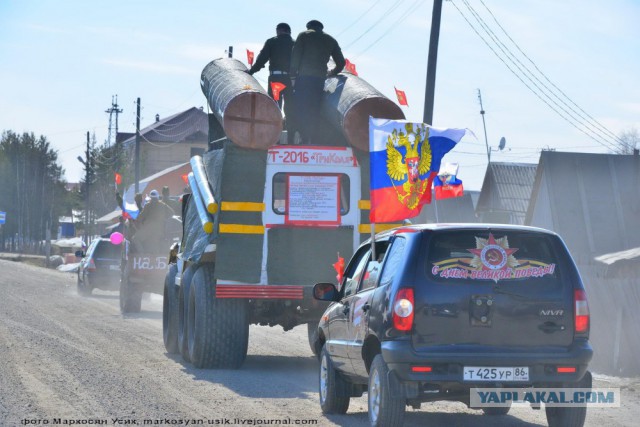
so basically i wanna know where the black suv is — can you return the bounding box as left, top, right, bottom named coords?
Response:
left=76, top=238, right=121, bottom=296
left=312, top=224, right=592, bottom=427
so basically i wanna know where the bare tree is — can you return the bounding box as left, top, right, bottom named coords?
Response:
left=616, top=128, right=640, bottom=154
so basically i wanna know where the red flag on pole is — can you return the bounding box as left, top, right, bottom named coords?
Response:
left=332, top=253, right=345, bottom=283
left=270, top=82, right=286, bottom=101
left=246, top=49, right=255, bottom=66
left=394, top=87, right=408, bottom=106
left=114, top=172, right=122, bottom=185
left=345, top=58, right=358, bottom=76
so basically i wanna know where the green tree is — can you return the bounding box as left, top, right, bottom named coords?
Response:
left=0, top=131, right=71, bottom=251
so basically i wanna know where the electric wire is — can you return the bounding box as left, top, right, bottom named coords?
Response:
left=449, top=0, right=619, bottom=153
left=477, top=0, right=628, bottom=150
left=458, top=0, right=622, bottom=152
left=342, top=0, right=406, bottom=51
left=336, top=0, right=386, bottom=37
left=352, top=0, right=428, bottom=60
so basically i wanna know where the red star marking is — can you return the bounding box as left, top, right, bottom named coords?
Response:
left=468, top=233, right=519, bottom=270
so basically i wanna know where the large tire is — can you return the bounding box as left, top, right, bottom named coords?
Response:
left=307, top=322, right=320, bottom=359
left=120, top=264, right=142, bottom=313
left=319, top=345, right=350, bottom=414
left=77, top=273, right=92, bottom=297
left=178, top=265, right=197, bottom=363
left=368, top=354, right=405, bottom=427
left=162, top=264, right=179, bottom=354
left=187, top=264, right=249, bottom=369
left=545, top=371, right=591, bottom=427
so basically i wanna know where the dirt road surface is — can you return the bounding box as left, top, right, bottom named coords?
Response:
left=0, top=259, right=637, bottom=426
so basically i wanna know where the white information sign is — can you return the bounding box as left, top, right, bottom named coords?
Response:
left=286, top=175, right=340, bottom=225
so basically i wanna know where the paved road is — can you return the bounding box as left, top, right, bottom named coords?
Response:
left=0, top=260, right=637, bottom=426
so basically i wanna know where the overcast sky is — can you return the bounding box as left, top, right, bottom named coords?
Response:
left=1, top=0, right=638, bottom=190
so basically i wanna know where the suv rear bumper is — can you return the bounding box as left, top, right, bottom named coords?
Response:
left=382, top=340, right=593, bottom=385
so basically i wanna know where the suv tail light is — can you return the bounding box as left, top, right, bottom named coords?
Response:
left=574, top=289, right=589, bottom=335
left=393, top=288, right=414, bottom=332
left=87, top=259, right=97, bottom=272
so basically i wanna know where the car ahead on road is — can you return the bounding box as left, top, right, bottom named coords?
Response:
left=76, top=238, right=121, bottom=296
left=312, top=224, right=593, bottom=427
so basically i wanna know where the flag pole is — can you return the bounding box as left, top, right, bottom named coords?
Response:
left=370, top=223, right=377, bottom=261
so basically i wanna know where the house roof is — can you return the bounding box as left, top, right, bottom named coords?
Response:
left=526, top=151, right=640, bottom=259
left=121, top=106, right=208, bottom=147
left=476, top=162, right=538, bottom=224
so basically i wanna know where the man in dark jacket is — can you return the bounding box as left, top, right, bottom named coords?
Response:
left=248, top=22, right=295, bottom=134
left=290, top=20, right=345, bottom=145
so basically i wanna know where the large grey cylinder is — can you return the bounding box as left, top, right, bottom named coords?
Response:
left=201, top=58, right=283, bottom=150
left=323, top=73, right=405, bottom=152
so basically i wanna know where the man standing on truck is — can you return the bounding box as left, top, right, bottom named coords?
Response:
left=290, top=20, right=345, bottom=145
left=131, top=189, right=174, bottom=252
left=247, top=23, right=295, bottom=143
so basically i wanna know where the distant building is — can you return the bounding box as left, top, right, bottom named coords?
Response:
left=526, top=151, right=640, bottom=263
left=415, top=192, right=478, bottom=224
left=476, top=162, right=537, bottom=225
left=120, top=107, right=208, bottom=178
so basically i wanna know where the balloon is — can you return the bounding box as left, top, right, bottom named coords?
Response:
left=110, top=232, right=124, bottom=245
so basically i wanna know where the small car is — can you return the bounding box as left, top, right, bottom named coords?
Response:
left=76, top=238, right=121, bottom=296
left=312, top=224, right=593, bottom=427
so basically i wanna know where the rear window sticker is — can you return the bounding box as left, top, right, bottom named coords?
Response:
left=431, top=233, right=556, bottom=282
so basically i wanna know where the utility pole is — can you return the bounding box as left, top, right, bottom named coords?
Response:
left=228, top=46, right=233, bottom=58
left=423, top=0, right=443, bottom=125
left=77, top=132, right=92, bottom=244
left=135, top=97, right=141, bottom=194
left=477, top=89, right=491, bottom=164
left=105, top=95, right=123, bottom=148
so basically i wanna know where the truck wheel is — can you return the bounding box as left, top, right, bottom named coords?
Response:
left=307, top=323, right=320, bottom=359
left=319, top=345, right=350, bottom=414
left=368, top=354, right=405, bottom=427
left=545, top=371, right=591, bottom=427
left=188, top=264, right=249, bottom=369
left=162, top=264, right=179, bottom=354
left=77, top=273, right=92, bottom=297
left=178, top=265, right=197, bottom=363
left=119, top=265, right=142, bottom=313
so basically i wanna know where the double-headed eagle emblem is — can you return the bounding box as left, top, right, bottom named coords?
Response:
left=386, top=123, right=432, bottom=209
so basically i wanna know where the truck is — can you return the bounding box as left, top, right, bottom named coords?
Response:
left=162, top=57, right=404, bottom=368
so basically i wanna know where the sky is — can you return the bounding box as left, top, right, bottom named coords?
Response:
left=1, top=0, right=638, bottom=190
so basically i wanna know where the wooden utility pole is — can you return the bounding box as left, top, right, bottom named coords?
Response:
left=135, top=97, right=141, bottom=194
left=423, top=0, right=443, bottom=126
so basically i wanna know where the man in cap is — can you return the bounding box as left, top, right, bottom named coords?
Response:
left=290, top=20, right=345, bottom=145
left=248, top=23, right=295, bottom=142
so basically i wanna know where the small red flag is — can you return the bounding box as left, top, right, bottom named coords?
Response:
left=345, top=58, right=358, bottom=76
left=114, top=172, right=122, bottom=185
left=181, top=174, right=189, bottom=185
left=332, top=253, right=345, bottom=283
left=394, top=87, right=408, bottom=106
left=270, top=82, right=286, bottom=101
left=246, top=49, right=255, bottom=66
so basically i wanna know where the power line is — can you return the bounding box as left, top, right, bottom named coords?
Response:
left=477, top=0, right=629, bottom=150
left=449, top=0, right=619, bottom=153
left=458, top=0, right=622, bottom=151
left=336, top=0, right=385, bottom=37
left=342, top=0, right=406, bottom=50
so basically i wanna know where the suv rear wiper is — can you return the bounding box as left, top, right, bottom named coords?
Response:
left=492, top=285, right=531, bottom=300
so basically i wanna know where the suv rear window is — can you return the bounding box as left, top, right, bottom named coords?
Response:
left=93, top=240, right=121, bottom=259
left=427, top=230, right=560, bottom=283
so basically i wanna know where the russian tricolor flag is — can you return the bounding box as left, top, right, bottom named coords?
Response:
left=434, top=163, right=464, bottom=200
left=369, top=118, right=470, bottom=223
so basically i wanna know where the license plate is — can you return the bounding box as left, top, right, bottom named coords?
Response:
left=109, top=265, right=120, bottom=271
left=464, top=366, right=529, bottom=382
